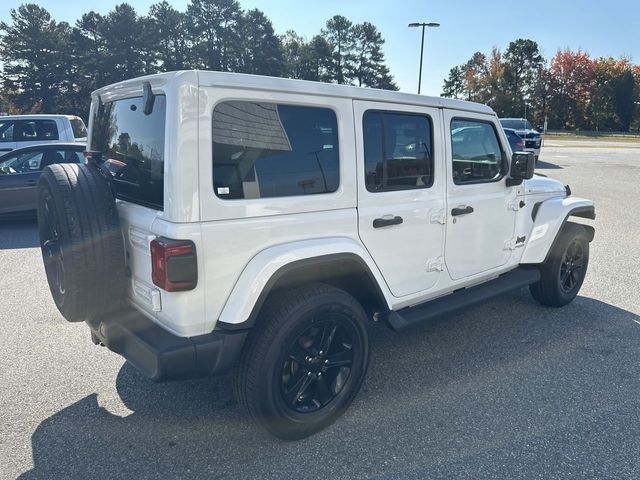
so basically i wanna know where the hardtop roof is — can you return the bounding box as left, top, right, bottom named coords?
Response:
left=93, top=70, right=496, bottom=116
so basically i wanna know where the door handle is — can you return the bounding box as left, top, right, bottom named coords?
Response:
left=24, top=179, right=38, bottom=186
left=451, top=206, right=474, bottom=216
left=373, top=216, right=403, bottom=229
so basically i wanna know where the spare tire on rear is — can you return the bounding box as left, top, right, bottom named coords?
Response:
left=37, top=163, right=127, bottom=322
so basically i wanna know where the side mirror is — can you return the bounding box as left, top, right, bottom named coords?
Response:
left=507, top=151, right=535, bottom=184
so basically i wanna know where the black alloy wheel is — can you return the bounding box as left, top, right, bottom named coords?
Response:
left=529, top=222, right=590, bottom=307
left=280, top=319, right=356, bottom=414
left=559, top=240, right=585, bottom=294
left=234, top=283, right=370, bottom=440
left=39, top=188, right=66, bottom=304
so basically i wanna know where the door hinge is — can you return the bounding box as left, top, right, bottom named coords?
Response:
left=426, top=257, right=444, bottom=272
left=504, top=236, right=527, bottom=251
left=507, top=200, right=520, bottom=211
left=430, top=209, right=446, bottom=225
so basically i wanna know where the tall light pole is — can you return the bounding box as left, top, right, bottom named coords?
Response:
left=408, top=22, right=440, bottom=94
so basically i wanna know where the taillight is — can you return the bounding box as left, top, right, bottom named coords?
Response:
left=84, top=150, right=102, bottom=161
left=150, top=238, right=197, bottom=292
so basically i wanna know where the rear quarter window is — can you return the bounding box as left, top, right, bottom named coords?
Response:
left=212, top=101, right=340, bottom=200
left=91, top=95, right=166, bottom=210
left=70, top=118, right=87, bottom=139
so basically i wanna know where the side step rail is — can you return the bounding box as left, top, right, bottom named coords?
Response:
left=386, top=266, right=541, bottom=332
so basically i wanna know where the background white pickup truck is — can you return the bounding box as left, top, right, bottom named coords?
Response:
left=0, top=114, right=86, bottom=153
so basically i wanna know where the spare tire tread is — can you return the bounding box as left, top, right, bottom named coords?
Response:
left=38, top=163, right=127, bottom=323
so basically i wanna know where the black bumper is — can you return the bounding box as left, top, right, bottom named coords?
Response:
left=88, top=308, right=249, bottom=382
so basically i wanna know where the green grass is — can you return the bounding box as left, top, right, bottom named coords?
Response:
left=543, top=134, right=640, bottom=143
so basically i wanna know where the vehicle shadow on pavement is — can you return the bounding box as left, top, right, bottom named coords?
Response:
left=0, top=216, right=39, bottom=249
left=535, top=159, right=563, bottom=169
left=18, top=292, right=640, bottom=480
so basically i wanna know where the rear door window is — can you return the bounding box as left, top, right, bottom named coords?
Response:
left=15, top=120, right=59, bottom=141
left=363, top=111, right=434, bottom=192
left=212, top=101, right=339, bottom=199
left=91, top=95, right=166, bottom=210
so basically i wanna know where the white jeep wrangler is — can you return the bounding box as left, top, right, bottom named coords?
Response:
left=37, top=71, right=595, bottom=440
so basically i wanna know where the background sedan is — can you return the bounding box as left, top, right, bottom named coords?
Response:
left=0, top=143, right=85, bottom=216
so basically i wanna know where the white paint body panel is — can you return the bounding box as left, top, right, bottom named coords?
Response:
left=86, top=71, right=593, bottom=338
left=442, top=109, right=518, bottom=280
left=519, top=196, right=594, bottom=265
left=217, top=237, right=393, bottom=327
left=353, top=100, right=446, bottom=297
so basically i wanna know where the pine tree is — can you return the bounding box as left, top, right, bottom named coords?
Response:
left=238, top=9, right=285, bottom=77
left=282, top=32, right=332, bottom=82
left=322, top=15, right=356, bottom=84
left=0, top=4, right=72, bottom=112
left=503, top=39, right=544, bottom=116
left=442, top=66, right=466, bottom=99
left=147, top=1, right=190, bottom=71
left=100, top=4, right=148, bottom=85
left=186, top=0, right=243, bottom=72
left=352, top=22, right=397, bottom=90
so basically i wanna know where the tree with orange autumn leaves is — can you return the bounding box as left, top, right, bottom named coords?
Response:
left=443, top=40, right=639, bottom=132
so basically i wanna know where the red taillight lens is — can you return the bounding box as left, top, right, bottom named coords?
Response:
left=84, top=150, right=99, bottom=160
left=150, top=238, right=197, bottom=292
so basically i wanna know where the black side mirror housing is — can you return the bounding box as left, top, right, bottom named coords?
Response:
left=511, top=151, right=535, bottom=178
left=506, top=151, right=535, bottom=186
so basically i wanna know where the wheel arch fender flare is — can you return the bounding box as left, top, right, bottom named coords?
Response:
left=521, top=196, right=595, bottom=265
left=216, top=238, right=393, bottom=328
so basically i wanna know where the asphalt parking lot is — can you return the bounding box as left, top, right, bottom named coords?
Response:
left=1, top=139, right=639, bottom=480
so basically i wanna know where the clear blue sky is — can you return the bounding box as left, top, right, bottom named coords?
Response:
left=3, top=0, right=639, bottom=94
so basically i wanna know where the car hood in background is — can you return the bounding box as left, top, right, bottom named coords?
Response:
left=514, top=129, right=541, bottom=139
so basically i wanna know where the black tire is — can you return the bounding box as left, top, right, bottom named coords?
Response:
left=233, top=283, right=370, bottom=440
left=37, top=163, right=127, bottom=322
left=529, top=222, right=589, bottom=307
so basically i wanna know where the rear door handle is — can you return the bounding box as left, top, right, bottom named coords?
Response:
left=451, top=206, right=474, bottom=216
left=24, top=179, right=38, bottom=186
left=373, top=216, right=403, bottom=229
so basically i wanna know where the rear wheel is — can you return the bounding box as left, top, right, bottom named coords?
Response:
left=529, top=222, right=589, bottom=307
left=233, top=283, right=370, bottom=440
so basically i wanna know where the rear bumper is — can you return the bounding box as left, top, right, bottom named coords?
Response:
left=88, top=308, right=249, bottom=382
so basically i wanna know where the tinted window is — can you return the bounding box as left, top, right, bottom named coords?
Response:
left=91, top=95, right=166, bottom=209
left=0, top=121, right=15, bottom=142
left=363, top=111, right=433, bottom=192
left=0, top=148, right=82, bottom=174
left=500, top=119, right=533, bottom=130
left=212, top=101, right=339, bottom=199
left=504, top=129, right=524, bottom=151
left=70, top=118, right=87, bottom=138
left=16, top=120, right=59, bottom=141
left=451, top=119, right=505, bottom=185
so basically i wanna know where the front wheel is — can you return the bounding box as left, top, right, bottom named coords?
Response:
left=233, top=283, right=370, bottom=440
left=530, top=222, right=590, bottom=307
